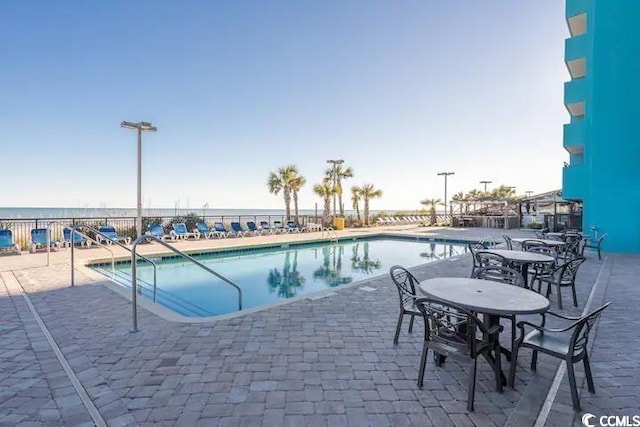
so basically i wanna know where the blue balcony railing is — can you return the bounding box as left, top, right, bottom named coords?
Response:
left=565, top=33, right=589, bottom=62
left=566, top=0, right=591, bottom=19
left=564, top=78, right=588, bottom=106
left=563, top=120, right=586, bottom=152
left=562, top=164, right=587, bottom=200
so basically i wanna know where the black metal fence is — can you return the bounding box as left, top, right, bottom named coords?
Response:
left=0, top=214, right=327, bottom=250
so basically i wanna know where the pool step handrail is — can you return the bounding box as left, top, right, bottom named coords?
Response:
left=71, top=225, right=159, bottom=302
left=46, top=221, right=116, bottom=286
left=130, top=234, right=243, bottom=332
left=321, top=227, right=338, bottom=241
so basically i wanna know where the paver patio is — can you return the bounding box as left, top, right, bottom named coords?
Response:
left=0, top=226, right=633, bottom=426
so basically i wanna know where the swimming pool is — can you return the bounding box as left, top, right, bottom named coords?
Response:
left=91, top=237, right=468, bottom=317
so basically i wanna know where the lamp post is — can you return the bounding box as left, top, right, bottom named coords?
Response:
left=326, top=159, right=344, bottom=220
left=437, top=172, right=455, bottom=221
left=479, top=180, right=492, bottom=193
left=525, top=190, right=533, bottom=198
left=121, top=121, right=157, bottom=239
left=202, top=202, right=209, bottom=220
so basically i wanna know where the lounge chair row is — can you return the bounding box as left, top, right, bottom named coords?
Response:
left=148, top=220, right=319, bottom=240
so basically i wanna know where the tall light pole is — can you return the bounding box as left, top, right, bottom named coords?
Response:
left=525, top=190, right=533, bottom=198
left=437, top=171, right=455, bottom=221
left=121, top=121, right=157, bottom=239
left=326, top=159, right=344, bottom=219
left=479, top=180, right=492, bottom=193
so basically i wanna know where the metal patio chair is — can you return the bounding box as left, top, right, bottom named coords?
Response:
left=582, top=234, right=607, bottom=260
left=537, top=257, right=586, bottom=309
left=468, top=241, right=491, bottom=276
left=503, top=235, right=514, bottom=250
left=509, top=302, right=611, bottom=410
left=415, top=297, right=502, bottom=412
left=389, top=265, right=421, bottom=345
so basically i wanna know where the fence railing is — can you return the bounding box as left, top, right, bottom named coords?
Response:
left=0, top=214, right=329, bottom=250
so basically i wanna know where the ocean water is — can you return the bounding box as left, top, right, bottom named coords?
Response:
left=0, top=207, right=365, bottom=219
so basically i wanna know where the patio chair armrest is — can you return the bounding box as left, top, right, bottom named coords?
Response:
left=516, top=320, right=577, bottom=334
left=485, top=324, right=504, bottom=335
left=545, top=311, right=582, bottom=321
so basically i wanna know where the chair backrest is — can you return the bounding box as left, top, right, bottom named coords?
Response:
left=99, top=226, right=116, bottom=233
left=247, top=221, right=257, bottom=231
left=260, top=221, right=271, bottom=229
left=173, top=223, right=188, bottom=234
left=0, top=229, right=14, bottom=246
left=274, top=221, right=283, bottom=229
left=521, top=239, right=548, bottom=251
left=558, top=256, right=586, bottom=283
left=476, top=251, right=508, bottom=268
left=472, top=265, right=524, bottom=287
left=503, top=235, right=513, bottom=250
left=196, top=222, right=209, bottom=233
left=230, top=222, right=242, bottom=231
left=468, top=242, right=491, bottom=269
left=31, top=228, right=49, bottom=244
left=63, top=227, right=86, bottom=242
left=287, top=220, right=298, bottom=229
left=570, top=302, right=611, bottom=356
left=147, top=224, right=164, bottom=237
left=214, top=222, right=226, bottom=232
left=534, top=231, right=547, bottom=239
left=526, top=245, right=557, bottom=261
left=414, top=297, right=483, bottom=357
left=389, top=265, right=419, bottom=309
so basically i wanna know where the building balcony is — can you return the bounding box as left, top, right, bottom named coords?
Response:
left=562, top=164, right=586, bottom=201
left=565, top=34, right=588, bottom=78
left=566, top=0, right=591, bottom=21
left=564, top=78, right=587, bottom=116
left=563, top=121, right=586, bottom=154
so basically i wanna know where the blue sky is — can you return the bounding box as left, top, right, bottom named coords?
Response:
left=1, top=1, right=569, bottom=211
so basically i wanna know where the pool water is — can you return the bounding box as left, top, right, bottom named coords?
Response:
left=92, top=237, right=468, bottom=317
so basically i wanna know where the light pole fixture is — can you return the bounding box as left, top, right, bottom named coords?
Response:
left=437, top=171, right=455, bottom=221
left=326, top=159, right=344, bottom=219
left=121, top=121, right=157, bottom=239
left=525, top=190, right=533, bottom=198
left=479, top=180, right=492, bottom=193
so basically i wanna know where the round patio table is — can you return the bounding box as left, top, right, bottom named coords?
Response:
left=478, top=249, right=555, bottom=287
left=418, top=277, right=550, bottom=390
left=510, top=238, right=566, bottom=248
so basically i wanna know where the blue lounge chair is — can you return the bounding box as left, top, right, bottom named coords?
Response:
left=194, top=222, right=214, bottom=239
left=246, top=221, right=262, bottom=236
left=97, top=226, right=131, bottom=245
left=213, top=222, right=230, bottom=238
left=273, top=221, right=286, bottom=234
left=171, top=223, right=197, bottom=240
left=146, top=224, right=171, bottom=241
left=259, top=221, right=275, bottom=235
left=63, top=227, right=92, bottom=248
left=0, top=230, right=21, bottom=255
left=230, top=222, right=250, bottom=237
left=30, top=228, right=59, bottom=253
left=286, top=220, right=301, bottom=233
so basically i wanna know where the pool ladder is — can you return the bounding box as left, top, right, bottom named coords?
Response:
left=322, top=227, right=338, bottom=242
left=130, top=235, right=243, bottom=332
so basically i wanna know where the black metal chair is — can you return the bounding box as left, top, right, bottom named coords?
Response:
left=468, top=242, right=490, bottom=276
left=509, top=302, right=611, bottom=410
left=472, top=265, right=525, bottom=362
left=503, top=235, right=513, bottom=250
left=537, top=257, right=585, bottom=309
left=582, top=234, right=607, bottom=260
left=521, top=239, right=548, bottom=252
left=476, top=251, right=509, bottom=269
left=415, top=297, right=502, bottom=412
left=389, top=265, right=421, bottom=345
left=525, top=246, right=557, bottom=290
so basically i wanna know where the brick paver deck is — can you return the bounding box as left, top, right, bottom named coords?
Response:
left=0, top=227, right=634, bottom=426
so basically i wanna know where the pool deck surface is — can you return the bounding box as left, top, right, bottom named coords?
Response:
left=0, top=225, right=636, bottom=426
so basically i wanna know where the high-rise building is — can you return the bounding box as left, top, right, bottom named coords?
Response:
left=562, top=0, right=640, bottom=253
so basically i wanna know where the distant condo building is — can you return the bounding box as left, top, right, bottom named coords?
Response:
left=562, top=0, right=640, bottom=253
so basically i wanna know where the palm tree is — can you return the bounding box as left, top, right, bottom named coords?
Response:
left=325, top=164, right=354, bottom=216
left=267, top=251, right=305, bottom=298
left=360, top=184, right=383, bottom=226
left=351, top=186, right=362, bottom=223
left=420, top=198, right=441, bottom=225
left=313, top=181, right=337, bottom=227
left=267, top=165, right=300, bottom=219
left=465, top=189, right=481, bottom=213
left=290, top=175, right=306, bottom=221
left=491, top=185, right=517, bottom=200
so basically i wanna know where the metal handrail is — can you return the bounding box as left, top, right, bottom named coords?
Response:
left=321, top=227, right=338, bottom=241
left=72, top=225, right=159, bottom=302
left=130, top=235, right=243, bottom=332
left=46, top=221, right=115, bottom=287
